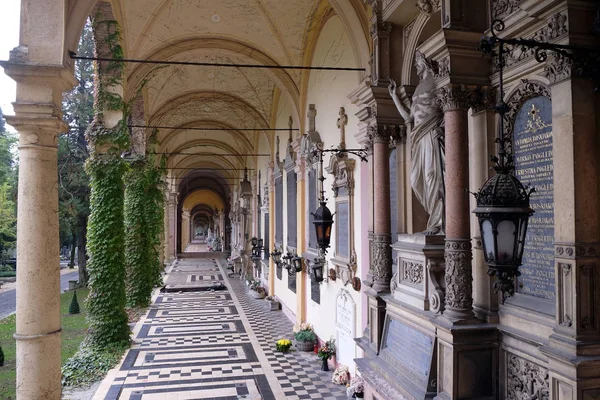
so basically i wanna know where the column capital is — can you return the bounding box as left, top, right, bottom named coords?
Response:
left=437, top=84, right=477, bottom=112
left=367, top=124, right=404, bottom=145
left=470, top=86, right=497, bottom=114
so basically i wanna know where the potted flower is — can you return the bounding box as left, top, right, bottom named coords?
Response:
left=275, top=339, right=292, bottom=352
left=265, top=296, right=281, bottom=311
left=293, top=322, right=316, bottom=352
left=249, top=279, right=266, bottom=299
left=317, top=338, right=336, bottom=371
left=332, top=364, right=350, bottom=385
left=346, top=375, right=365, bottom=398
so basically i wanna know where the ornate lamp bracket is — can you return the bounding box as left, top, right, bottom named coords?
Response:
left=481, top=19, right=600, bottom=90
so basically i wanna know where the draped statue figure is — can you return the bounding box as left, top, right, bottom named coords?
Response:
left=388, top=51, right=445, bottom=235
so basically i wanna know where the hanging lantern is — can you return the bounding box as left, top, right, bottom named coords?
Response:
left=473, top=170, right=534, bottom=300
left=311, top=259, right=324, bottom=283
left=292, top=256, right=303, bottom=273
left=270, top=248, right=282, bottom=265
left=312, top=199, right=334, bottom=254
left=258, top=238, right=263, bottom=249
left=251, top=237, right=258, bottom=247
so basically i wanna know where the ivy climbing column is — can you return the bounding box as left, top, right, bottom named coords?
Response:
left=124, top=156, right=165, bottom=308
left=84, top=8, right=130, bottom=348
left=124, top=158, right=153, bottom=308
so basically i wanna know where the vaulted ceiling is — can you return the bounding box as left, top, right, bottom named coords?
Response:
left=71, top=0, right=368, bottom=214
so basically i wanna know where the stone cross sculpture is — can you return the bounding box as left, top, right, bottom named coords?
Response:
left=337, top=107, right=348, bottom=150
left=388, top=50, right=445, bottom=235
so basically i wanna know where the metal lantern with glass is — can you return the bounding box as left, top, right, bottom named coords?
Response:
left=474, top=20, right=537, bottom=302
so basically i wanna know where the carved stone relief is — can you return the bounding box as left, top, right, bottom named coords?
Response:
left=401, top=260, right=424, bottom=285
left=444, top=239, right=473, bottom=313
left=372, top=233, right=393, bottom=291
left=492, top=0, right=522, bottom=21
left=506, top=353, right=549, bottom=400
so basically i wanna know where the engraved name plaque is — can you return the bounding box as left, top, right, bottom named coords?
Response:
left=380, top=317, right=434, bottom=382
left=337, top=201, right=349, bottom=257
left=513, top=96, right=555, bottom=300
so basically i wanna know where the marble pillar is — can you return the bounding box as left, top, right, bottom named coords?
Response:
left=3, top=62, right=75, bottom=399
left=268, top=161, right=276, bottom=295
left=168, top=192, right=178, bottom=259
left=295, top=154, right=307, bottom=324
left=369, top=125, right=393, bottom=293
left=181, top=210, right=191, bottom=250
left=438, top=85, right=476, bottom=324
left=364, top=124, right=395, bottom=351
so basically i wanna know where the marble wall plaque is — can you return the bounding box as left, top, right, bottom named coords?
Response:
left=513, top=96, right=555, bottom=300
left=308, top=169, right=317, bottom=250
left=288, top=267, right=297, bottom=293
left=287, top=170, right=297, bottom=247
left=311, top=275, right=320, bottom=304
left=336, top=290, right=356, bottom=368
left=380, top=318, right=434, bottom=380
left=337, top=201, right=349, bottom=257
left=275, top=176, right=283, bottom=243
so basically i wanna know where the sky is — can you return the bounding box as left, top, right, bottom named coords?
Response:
left=0, top=0, right=21, bottom=128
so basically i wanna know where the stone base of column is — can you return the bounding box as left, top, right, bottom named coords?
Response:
left=433, top=323, right=498, bottom=400
left=371, top=233, right=392, bottom=293
left=15, top=329, right=62, bottom=399
left=442, top=239, right=479, bottom=325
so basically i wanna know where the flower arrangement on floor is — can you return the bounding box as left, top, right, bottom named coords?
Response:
left=293, top=322, right=317, bottom=351
left=317, top=338, right=336, bottom=371
left=332, top=364, right=350, bottom=385
left=276, top=339, right=292, bottom=352
left=248, top=278, right=266, bottom=298
left=346, top=376, right=365, bottom=398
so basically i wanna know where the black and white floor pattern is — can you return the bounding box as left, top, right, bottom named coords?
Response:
left=96, top=257, right=347, bottom=400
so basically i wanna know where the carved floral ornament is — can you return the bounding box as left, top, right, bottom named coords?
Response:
left=367, top=124, right=405, bottom=146
left=416, top=0, right=441, bottom=15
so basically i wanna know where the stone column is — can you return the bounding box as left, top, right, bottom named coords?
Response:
left=438, top=85, right=477, bottom=324
left=267, top=161, right=276, bottom=295
left=168, top=192, right=178, bottom=260
left=295, top=153, right=307, bottom=324
left=364, top=124, right=395, bottom=350
left=3, top=61, right=75, bottom=399
left=181, top=210, right=191, bottom=250
left=369, top=125, right=394, bottom=293
left=544, top=54, right=600, bottom=397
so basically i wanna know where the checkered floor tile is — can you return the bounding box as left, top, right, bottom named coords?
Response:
left=96, top=256, right=348, bottom=400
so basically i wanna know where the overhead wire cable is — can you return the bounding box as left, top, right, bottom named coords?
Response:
left=68, top=52, right=366, bottom=72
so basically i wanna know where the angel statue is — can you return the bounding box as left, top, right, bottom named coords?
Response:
left=388, top=50, right=445, bottom=235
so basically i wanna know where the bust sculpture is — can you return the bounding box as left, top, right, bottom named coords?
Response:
left=388, top=50, right=445, bottom=235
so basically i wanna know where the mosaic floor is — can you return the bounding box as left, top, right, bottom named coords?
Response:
left=95, top=256, right=347, bottom=400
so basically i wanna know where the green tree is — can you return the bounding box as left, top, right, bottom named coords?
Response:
left=0, top=108, right=17, bottom=261
left=60, top=19, right=94, bottom=285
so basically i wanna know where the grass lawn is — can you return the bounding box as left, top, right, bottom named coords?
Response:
left=0, top=288, right=90, bottom=400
